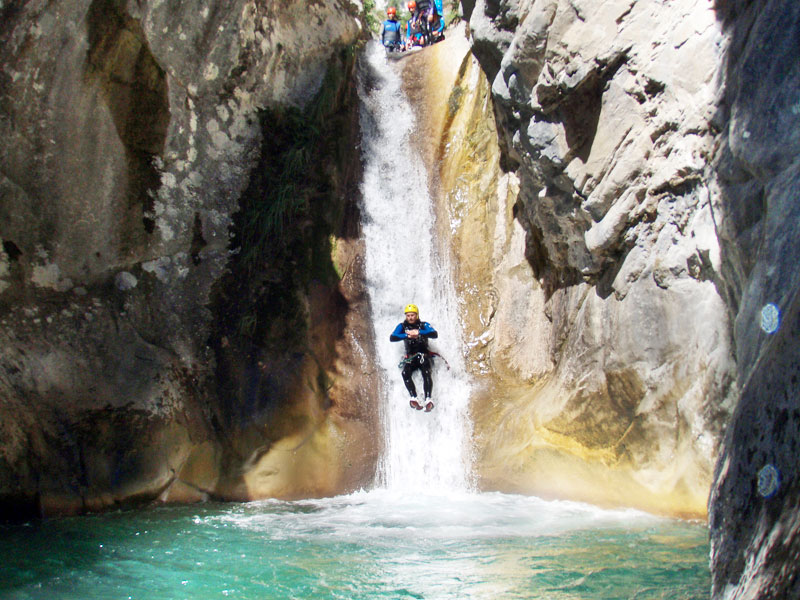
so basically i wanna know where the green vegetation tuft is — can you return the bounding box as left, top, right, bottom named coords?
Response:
left=217, top=46, right=359, bottom=351
left=445, top=0, right=461, bottom=25
left=364, top=0, right=381, bottom=33
left=236, top=108, right=316, bottom=268
left=447, top=85, right=464, bottom=117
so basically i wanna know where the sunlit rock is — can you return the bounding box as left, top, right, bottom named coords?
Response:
left=459, top=0, right=800, bottom=594
left=438, top=1, right=739, bottom=519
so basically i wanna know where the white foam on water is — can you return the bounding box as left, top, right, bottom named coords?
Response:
left=221, top=490, right=664, bottom=542
left=357, top=41, right=473, bottom=493
left=213, top=491, right=672, bottom=600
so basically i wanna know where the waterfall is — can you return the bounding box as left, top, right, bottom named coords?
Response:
left=358, top=42, right=474, bottom=494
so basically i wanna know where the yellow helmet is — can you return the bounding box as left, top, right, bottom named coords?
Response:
left=403, top=303, right=419, bottom=315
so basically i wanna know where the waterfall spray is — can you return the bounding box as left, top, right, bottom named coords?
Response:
left=358, top=42, right=474, bottom=494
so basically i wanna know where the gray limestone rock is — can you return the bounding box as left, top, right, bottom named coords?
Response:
left=0, top=0, right=377, bottom=516
left=464, top=0, right=736, bottom=517
left=465, top=0, right=800, bottom=593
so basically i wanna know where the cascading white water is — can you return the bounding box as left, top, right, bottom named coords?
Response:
left=358, top=42, right=473, bottom=493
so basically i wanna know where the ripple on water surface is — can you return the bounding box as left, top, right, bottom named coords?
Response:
left=0, top=490, right=709, bottom=600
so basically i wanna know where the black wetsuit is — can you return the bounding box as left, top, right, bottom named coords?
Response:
left=390, top=319, right=438, bottom=399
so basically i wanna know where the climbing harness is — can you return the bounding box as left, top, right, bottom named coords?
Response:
left=397, top=351, right=450, bottom=370
left=429, top=351, right=450, bottom=370
left=398, top=352, right=426, bottom=369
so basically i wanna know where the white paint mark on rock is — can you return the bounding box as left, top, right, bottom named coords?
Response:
left=207, top=119, right=230, bottom=149
left=760, top=303, right=780, bottom=334
left=31, top=262, right=73, bottom=292
left=161, top=172, right=177, bottom=188
left=142, top=257, right=173, bottom=283
left=757, top=464, right=780, bottom=498
left=115, top=271, right=138, bottom=291
left=204, top=63, right=219, bottom=81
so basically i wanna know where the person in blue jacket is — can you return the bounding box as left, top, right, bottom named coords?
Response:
left=390, top=303, right=438, bottom=411
left=380, top=6, right=404, bottom=53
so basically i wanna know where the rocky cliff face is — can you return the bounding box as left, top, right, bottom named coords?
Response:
left=460, top=0, right=800, bottom=595
left=456, top=0, right=736, bottom=518
left=0, top=0, right=378, bottom=517
left=707, top=1, right=800, bottom=598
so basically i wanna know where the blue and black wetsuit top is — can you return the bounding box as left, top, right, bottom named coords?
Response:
left=414, top=0, right=437, bottom=19
left=390, top=320, right=438, bottom=355
left=406, top=18, right=421, bottom=41
left=381, top=18, right=403, bottom=45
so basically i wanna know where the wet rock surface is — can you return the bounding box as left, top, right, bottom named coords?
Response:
left=0, top=0, right=378, bottom=516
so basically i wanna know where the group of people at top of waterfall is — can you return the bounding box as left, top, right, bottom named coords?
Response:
left=380, top=0, right=446, bottom=53
left=390, top=303, right=439, bottom=412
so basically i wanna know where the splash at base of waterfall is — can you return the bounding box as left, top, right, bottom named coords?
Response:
left=0, top=490, right=711, bottom=600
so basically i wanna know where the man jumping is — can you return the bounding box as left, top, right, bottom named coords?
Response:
left=390, top=303, right=438, bottom=411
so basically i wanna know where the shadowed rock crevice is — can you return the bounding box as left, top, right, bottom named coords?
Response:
left=86, top=0, right=170, bottom=240
left=514, top=195, right=583, bottom=299
left=1, top=240, right=21, bottom=261
left=556, top=56, right=627, bottom=165
left=207, top=47, right=373, bottom=498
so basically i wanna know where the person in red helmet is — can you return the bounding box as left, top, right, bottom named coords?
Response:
left=405, top=1, right=424, bottom=49
left=409, top=0, right=437, bottom=45
left=380, top=6, right=404, bottom=53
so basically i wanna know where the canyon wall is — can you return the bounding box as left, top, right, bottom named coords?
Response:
left=706, top=1, right=800, bottom=598
left=0, top=0, right=378, bottom=517
left=457, top=0, right=800, bottom=596
left=450, top=0, right=736, bottom=518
